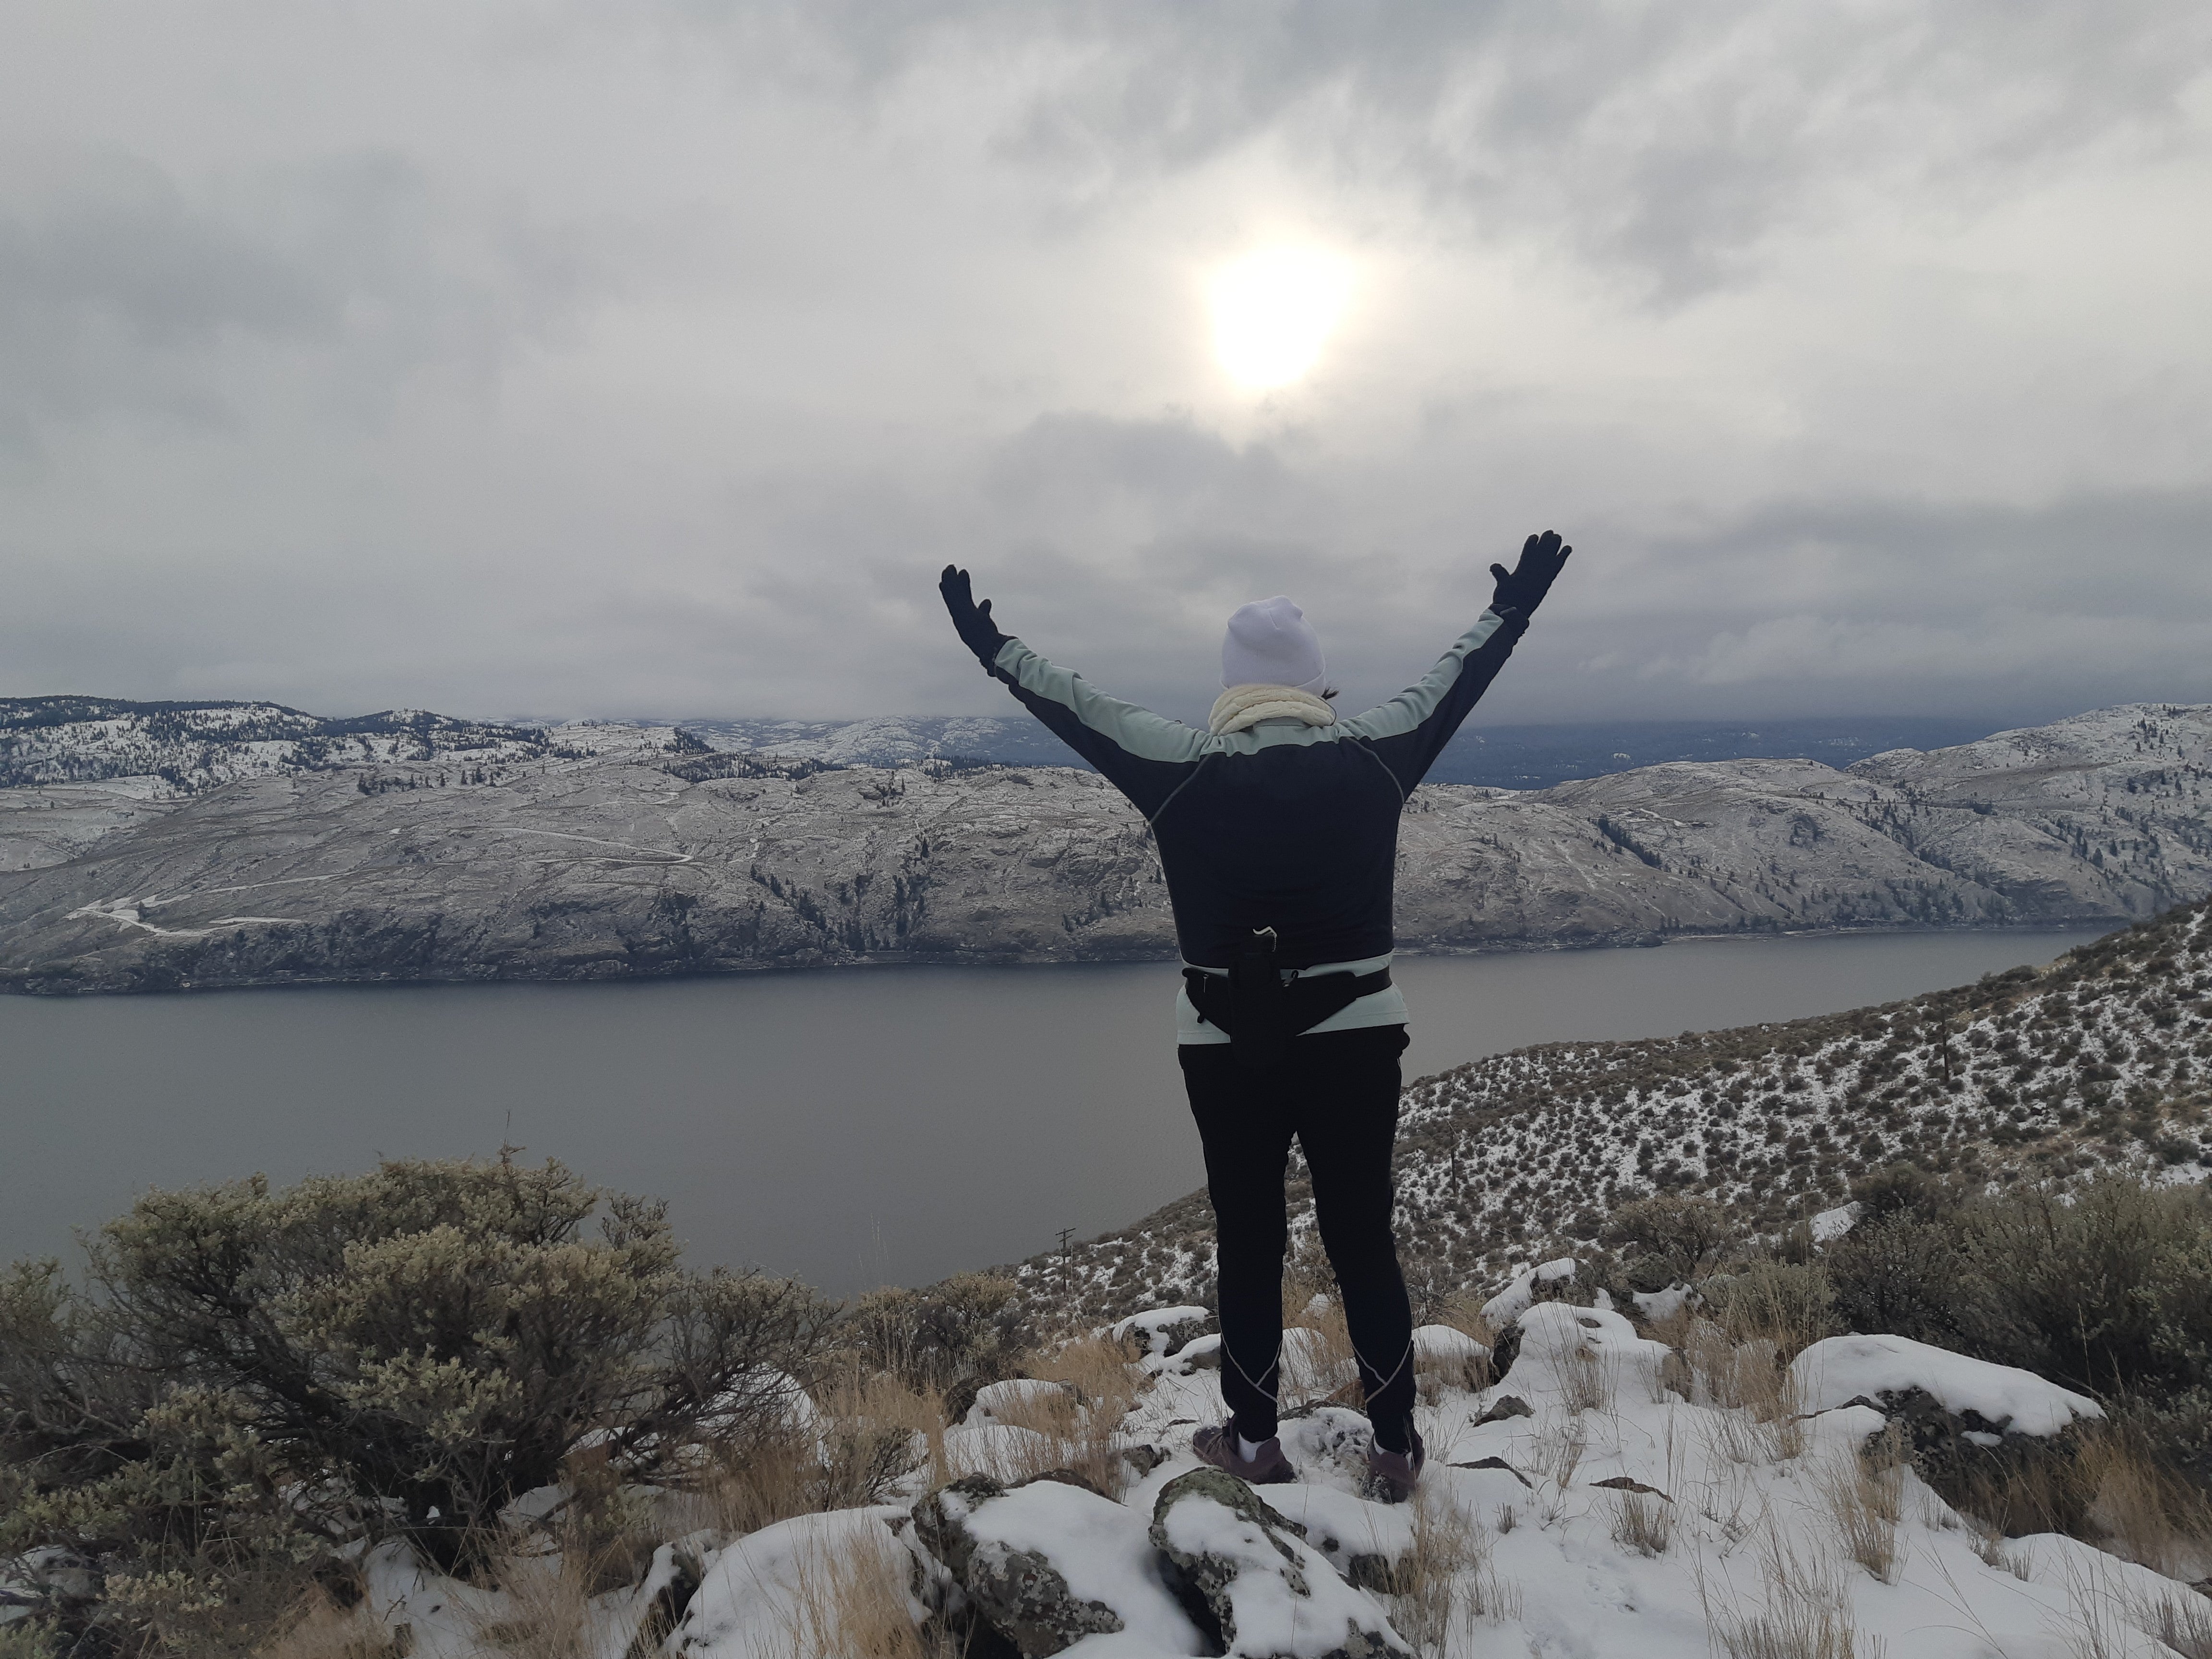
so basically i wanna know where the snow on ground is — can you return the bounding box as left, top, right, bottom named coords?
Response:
left=333, top=1298, right=2204, bottom=1659
left=1096, top=1302, right=2195, bottom=1659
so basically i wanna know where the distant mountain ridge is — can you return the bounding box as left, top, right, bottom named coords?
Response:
left=687, top=712, right=2006, bottom=790
left=0, top=696, right=553, bottom=797
left=0, top=697, right=2206, bottom=994
left=0, top=696, right=2020, bottom=795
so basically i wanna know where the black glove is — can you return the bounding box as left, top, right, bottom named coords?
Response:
left=939, top=565, right=1010, bottom=668
left=1489, top=530, right=1573, bottom=618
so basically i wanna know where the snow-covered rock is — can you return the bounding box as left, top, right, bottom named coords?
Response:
left=1115, top=1309, right=1221, bottom=1362
left=1147, top=1469, right=1409, bottom=1659
left=1498, top=1301, right=1672, bottom=1404
left=1810, top=1202, right=1860, bottom=1242
left=1410, top=1324, right=1489, bottom=1367
left=911, top=1473, right=1207, bottom=1657
left=1791, top=1334, right=2104, bottom=1436
left=1165, top=1331, right=1223, bottom=1374
left=672, top=1507, right=929, bottom=1659
left=1479, top=1257, right=1577, bottom=1326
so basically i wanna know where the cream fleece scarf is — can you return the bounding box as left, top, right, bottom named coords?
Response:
left=1208, top=683, right=1337, bottom=735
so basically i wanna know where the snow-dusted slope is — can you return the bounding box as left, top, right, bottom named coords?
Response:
left=685, top=714, right=1073, bottom=769
left=1008, top=897, right=2212, bottom=1329
left=1, top=703, right=2207, bottom=993
left=0, top=697, right=552, bottom=797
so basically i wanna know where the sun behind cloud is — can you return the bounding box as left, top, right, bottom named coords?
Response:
left=1208, top=247, right=1354, bottom=391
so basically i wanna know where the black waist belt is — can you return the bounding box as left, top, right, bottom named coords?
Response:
left=1183, top=956, right=1393, bottom=1072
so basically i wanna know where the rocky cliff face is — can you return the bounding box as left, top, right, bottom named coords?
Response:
left=1, top=703, right=2207, bottom=994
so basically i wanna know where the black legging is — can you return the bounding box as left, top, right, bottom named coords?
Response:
left=1179, top=1024, right=1416, bottom=1450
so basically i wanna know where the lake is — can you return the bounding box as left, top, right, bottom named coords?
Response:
left=0, top=926, right=2107, bottom=1295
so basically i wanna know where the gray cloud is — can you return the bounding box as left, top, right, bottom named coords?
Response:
left=697, top=0, right=2212, bottom=297
left=0, top=1, right=2206, bottom=734
left=0, top=147, right=601, bottom=451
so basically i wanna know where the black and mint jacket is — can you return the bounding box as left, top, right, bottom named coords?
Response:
left=983, top=609, right=1530, bottom=971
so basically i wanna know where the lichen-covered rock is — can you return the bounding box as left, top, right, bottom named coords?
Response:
left=913, top=1473, right=1204, bottom=1658
left=1148, top=1469, right=1410, bottom=1659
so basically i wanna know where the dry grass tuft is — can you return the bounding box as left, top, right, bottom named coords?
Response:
left=1687, top=1324, right=1805, bottom=1463
left=471, top=1462, right=671, bottom=1659
left=1611, top=1488, right=1674, bottom=1557
left=1427, top=1293, right=1498, bottom=1395
left=1560, top=1343, right=1618, bottom=1415
left=1951, top=1421, right=2212, bottom=1582
left=1385, top=1491, right=1521, bottom=1654
left=1527, top=1421, right=1587, bottom=1526
left=1700, top=1531, right=1886, bottom=1659
left=1817, top=1437, right=1905, bottom=1585
left=1970, top=1526, right=2031, bottom=1580
left=776, top=1535, right=926, bottom=1659
left=1026, top=1332, right=1143, bottom=1420
left=1279, top=1292, right=1361, bottom=1410
left=2075, top=1426, right=2212, bottom=1581
left=943, top=1333, right=1143, bottom=1496
left=705, top=1373, right=945, bottom=1538
left=471, top=1548, right=600, bottom=1659
left=261, top=1590, right=406, bottom=1659
left=2128, top=1587, right=2212, bottom=1659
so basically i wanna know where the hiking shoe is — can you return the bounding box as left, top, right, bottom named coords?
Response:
left=1192, top=1421, right=1296, bottom=1484
left=1365, top=1426, right=1426, bottom=1503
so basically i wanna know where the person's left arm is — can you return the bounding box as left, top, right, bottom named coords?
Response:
left=1336, top=530, right=1572, bottom=794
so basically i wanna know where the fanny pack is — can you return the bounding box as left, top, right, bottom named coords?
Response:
left=1183, top=928, right=1393, bottom=1072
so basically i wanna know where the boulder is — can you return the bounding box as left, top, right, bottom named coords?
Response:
left=1790, top=1335, right=2102, bottom=1438
left=1114, top=1306, right=1216, bottom=1361
left=1790, top=1334, right=2107, bottom=1529
left=913, top=1474, right=1206, bottom=1658
left=671, top=1507, right=929, bottom=1659
left=0, top=1547, right=102, bottom=1633
left=1470, top=1394, right=1533, bottom=1428
left=1148, top=1469, right=1410, bottom=1659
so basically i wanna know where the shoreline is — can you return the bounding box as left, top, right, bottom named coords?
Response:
left=0, top=915, right=2130, bottom=1000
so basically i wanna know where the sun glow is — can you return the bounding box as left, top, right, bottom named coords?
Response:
left=1208, top=247, right=1353, bottom=391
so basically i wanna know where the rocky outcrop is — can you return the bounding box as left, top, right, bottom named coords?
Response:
left=2, top=703, right=2208, bottom=994
left=1148, top=1469, right=1409, bottom=1659
left=911, top=1473, right=1203, bottom=1657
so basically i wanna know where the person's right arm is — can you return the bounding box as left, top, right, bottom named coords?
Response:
left=938, top=565, right=1206, bottom=821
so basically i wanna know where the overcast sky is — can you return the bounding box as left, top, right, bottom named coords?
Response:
left=2, top=2, right=2208, bottom=730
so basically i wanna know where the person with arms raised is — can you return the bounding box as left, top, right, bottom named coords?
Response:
left=937, top=532, right=1573, bottom=1499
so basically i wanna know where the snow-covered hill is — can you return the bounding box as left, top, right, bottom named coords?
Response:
left=1010, top=896, right=2212, bottom=1330
left=685, top=714, right=1077, bottom=769
left=1, top=702, right=2207, bottom=993
left=0, top=696, right=554, bottom=797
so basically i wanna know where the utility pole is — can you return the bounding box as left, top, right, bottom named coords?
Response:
left=1056, top=1226, right=1075, bottom=1262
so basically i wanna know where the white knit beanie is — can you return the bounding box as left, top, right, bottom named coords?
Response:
left=1221, top=596, right=1325, bottom=693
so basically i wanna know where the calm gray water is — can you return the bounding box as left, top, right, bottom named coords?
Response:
left=0, top=928, right=2105, bottom=1294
